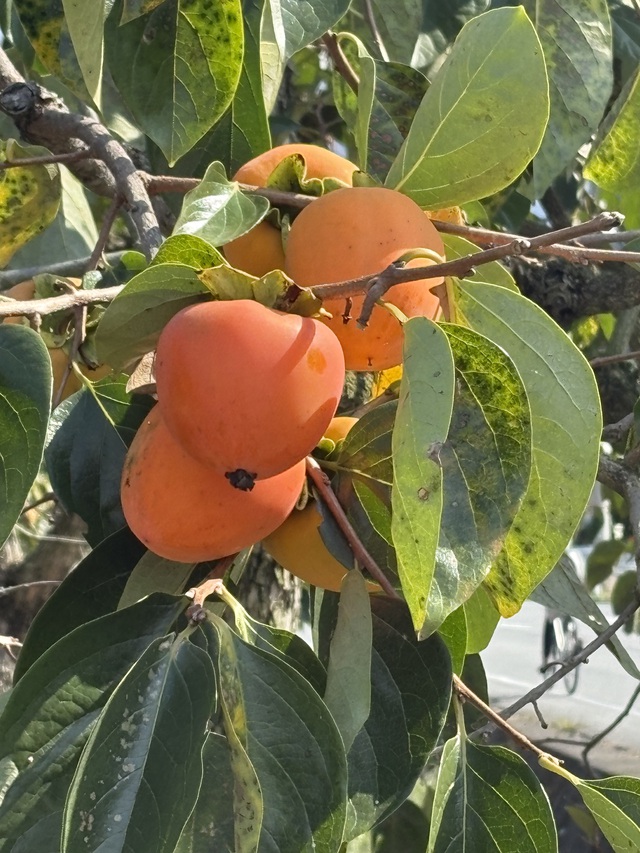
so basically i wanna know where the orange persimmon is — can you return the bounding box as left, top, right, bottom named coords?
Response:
left=155, top=299, right=345, bottom=484
left=121, top=406, right=306, bottom=562
left=224, top=144, right=358, bottom=277
left=285, top=187, right=445, bottom=371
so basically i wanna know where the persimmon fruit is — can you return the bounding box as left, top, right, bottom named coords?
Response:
left=155, top=299, right=345, bottom=484
left=285, top=186, right=445, bottom=371
left=323, top=415, right=358, bottom=445
left=264, top=415, right=380, bottom=591
left=2, top=279, right=111, bottom=403
left=121, top=406, right=306, bottom=562
left=224, top=143, right=358, bottom=277
left=263, top=499, right=355, bottom=591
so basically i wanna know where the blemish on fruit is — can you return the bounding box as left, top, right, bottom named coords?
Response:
left=307, top=347, right=327, bottom=373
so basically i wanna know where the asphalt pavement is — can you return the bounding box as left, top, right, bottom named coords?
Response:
left=482, top=600, right=640, bottom=775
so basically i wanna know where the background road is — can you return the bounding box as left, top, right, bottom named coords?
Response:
left=482, top=600, right=640, bottom=775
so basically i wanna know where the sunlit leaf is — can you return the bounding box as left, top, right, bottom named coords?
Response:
left=107, top=0, right=243, bottom=164
left=95, top=264, right=208, bottom=371
left=454, top=281, right=602, bottom=615
left=391, top=318, right=454, bottom=630
left=173, top=161, right=270, bottom=245
left=0, top=139, right=61, bottom=268
left=584, top=67, right=640, bottom=227
left=61, top=0, right=108, bottom=106
left=323, top=572, right=372, bottom=752
left=386, top=7, right=549, bottom=207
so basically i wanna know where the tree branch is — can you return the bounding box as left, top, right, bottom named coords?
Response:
left=0, top=285, right=123, bottom=317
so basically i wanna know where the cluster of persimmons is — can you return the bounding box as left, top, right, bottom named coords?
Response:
left=120, top=144, right=449, bottom=589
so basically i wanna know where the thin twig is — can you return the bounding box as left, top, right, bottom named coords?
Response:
left=305, top=455, right=398, bottom=598
left=0, top=284, right=123, bottom=317
left=363, top=0, right=389, bottom=60
left=0, top=251, right=126, bottom=290
left=602, top=413, right=634, bottom=444
left=86, top=195, right=123, bottom=272
left=0, top=580, right=61, bottom=598
left=590, top=349, right=640, bottom=368
left=492, top=594, right=640, bottom=724
left=437, top=216, right=640, bottom=265
left=184, top=554, right=237, bottom=621
left=454, top=674, right=560, bottom=763
left=321, top=32, right=360, bottom=93
left=0, top=149, right=90, bottom=170
left=349, top=213, right=621, bottom=327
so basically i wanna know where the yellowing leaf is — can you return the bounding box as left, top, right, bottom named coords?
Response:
left=0, top=140, right=61, bottom=268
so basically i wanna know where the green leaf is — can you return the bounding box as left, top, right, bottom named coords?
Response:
left=367, top=0, right=422, bottom=63
left=260, top=0, right=351, bottom=111
left=62, top=635, right=216, bottom=853
left=45, top=375, right=154, bottom=545
left=454, top=281, right=602, bottom=614
left=391, top=318, right=455, bottom=630
left=584, top=68, right=640, bottom=227
left=173, top=161, right=270, bottom=245
left=106, top=0, right=244, bottom=164
left=61, top=0, right=108, bottom=106
left=7, top=167, right=98, bottom=270
left=152, top=233, right=225, bottom=268
left=117, top=552, right=200, bottom=610
left=153, top=0, right=271, bottom=180
left=343, top=597, right=451, bottom=840
left=414, top=1, right=490, bottom=69
left=0, top=325, right=51, bottom=549
left=121, top=0, right=165, bottom=23
left=221, top=590, right=327, bottom=696
left=462, top=584, right=500, bottom=654
left=323, top=572, right=372, bottom=752
left=15, top=527, right=146, bottom=681
left=421, top=323, right=532, bottom=634
left=442, top=234, right=518, bottom=291
left=525, top=0, right=613, bottom=196
left=0, top=139, right=61, bottom=267
left=530, top=555, right=640, bottom=679
left=13, top=0, right=87, bottom=95
left=173, top=733, right=235, bottom=853
left=0, top=595, right=185, bottom=853
left=585, top=538, right=628, bottom=590
left=95, top=263, right=208, bottom=371
left=209, top=616, right=348, bottom=852
left=385, top=7, right=549, bottom=207
left=576, top=776, right=640, bottom=852
left=428, top=739, right=557, bottom=852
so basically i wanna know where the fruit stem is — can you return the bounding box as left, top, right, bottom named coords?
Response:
left=305, top=455, right=399, bottom=599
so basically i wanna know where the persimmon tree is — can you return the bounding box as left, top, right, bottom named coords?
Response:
left=1, top=1, right=640, bottom=852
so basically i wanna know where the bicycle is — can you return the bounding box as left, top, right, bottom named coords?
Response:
left=540, top=613, right=583, bottom=694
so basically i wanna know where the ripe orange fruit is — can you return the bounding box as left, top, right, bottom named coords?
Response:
left=155, top=299, right=345, bottom=483
left=2, top=279, right=111, bottom=403
left=121, top=406, right=306, bottom=562
left=427, top=206, right=464, bottom=226
left=285, top=187, right=445, bottom=371
left=264, top=414, right=380, bottom=591
left=263, top=499, right=356, bottom=591
left=233, top=143, right=358, bottom=187
left=224, top=144, right=358, bottom=277
left=323, top=415, right=358, bottom=445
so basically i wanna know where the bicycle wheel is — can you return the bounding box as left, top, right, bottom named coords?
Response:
left=556, top=617, right=582, bottom=695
